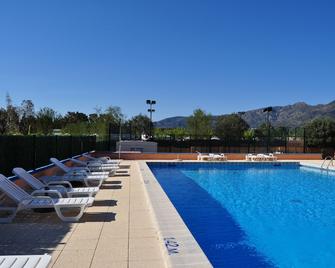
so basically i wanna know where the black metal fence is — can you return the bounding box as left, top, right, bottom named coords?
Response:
left=0, top=135, right=96, bottom=176
left=107, top=127, right=335, bottom=156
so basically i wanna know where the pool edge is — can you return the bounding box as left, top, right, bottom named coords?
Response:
left=137, top=161, right=213, bottom=268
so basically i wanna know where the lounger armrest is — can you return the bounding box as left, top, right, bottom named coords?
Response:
left=67, top=170, right=89, bottom=176
left=47, top=181, right=73, bottom=189
left=88, top=160, right=103, bottom=165
left=45, top=185, right=69, bottom=197
left=31, top=189, right=62, bottom=198
left=87, top=162, right=104, bottom=166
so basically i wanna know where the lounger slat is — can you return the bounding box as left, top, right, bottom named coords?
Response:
left=29, top=199, right=53, bottom=207
left=0, top=255, right=51, bottom=268
left=70, top=187, right=98, bottom=194
left=52, top=197, right=94, bottom=206
left=14, top=168, right=99, bottom=198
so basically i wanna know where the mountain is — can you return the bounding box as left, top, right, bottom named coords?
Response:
left=154, top=100, right=335, bottom=128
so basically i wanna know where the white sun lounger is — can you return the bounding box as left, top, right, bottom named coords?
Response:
left=0, top=254, right=51, bottom=268
left=13, top=168, right=99, bottom=198
left=70, top=158, right=130, bottom=176
left=245, top=154, right=253, bottom=161
left=0, top=174, right=94, bottom=222
left=268, top=153, right=278, bottom=161
left=82, top=153, right=122, bottom=164
left=69, top=158, right=119, bottom=171
left=50, top=158, right=110, bottom=177
left=209, top=153, right=227, bottom=161
left=40, top=173, right=105, bottom=188
left=196, top=152, right=212, bottom=161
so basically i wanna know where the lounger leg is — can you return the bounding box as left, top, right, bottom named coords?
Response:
left=84, top=178, right=103, bottom=188
left=0, top=207, right=18, bottom=223
left=54, top=205, right=86, bottom=222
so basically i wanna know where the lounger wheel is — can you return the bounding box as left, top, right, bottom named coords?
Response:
left=54, top=205, right=86, bottom=222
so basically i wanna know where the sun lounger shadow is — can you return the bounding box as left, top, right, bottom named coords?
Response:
left=80, top=212, right=117, bottom=222
left=101, top=185, right=122, bottom=190
left=0, top=220, right=72, bottom=255
left=93, top=199, right=118, bottom=207
left=103, top=180, right=122, bottom=185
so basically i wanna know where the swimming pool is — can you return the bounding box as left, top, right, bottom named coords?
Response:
left=148, top=162, right=335, bottom=268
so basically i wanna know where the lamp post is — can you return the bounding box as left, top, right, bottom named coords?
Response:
left=146, top=99, right=156, bottom=138
left=263, top=107, right=273, bottom=153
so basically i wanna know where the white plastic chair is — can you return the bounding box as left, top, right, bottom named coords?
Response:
left=13, top=168, right=99, bottom=198
left=0, top=174, right=94, bottom=223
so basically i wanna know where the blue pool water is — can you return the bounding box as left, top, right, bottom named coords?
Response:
left=148, top=163, right=335, bottom=268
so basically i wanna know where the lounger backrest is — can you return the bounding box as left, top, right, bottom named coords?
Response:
left=0, top=174, right=31, bottom=203
left=50, top=158, right=70, bottom=173
left=82, top=153, right=96, bottom=161
left=12, top=168, right=45, bottom=190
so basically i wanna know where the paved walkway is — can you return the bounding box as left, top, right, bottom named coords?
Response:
left=0, top=162, right=167, bottom=268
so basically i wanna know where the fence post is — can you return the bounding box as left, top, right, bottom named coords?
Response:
left=303, top=128, right=306, bottom=153
left=55, top=135, right=58, bottom=158
left=267, top=128, right=270, bottom=153
left=285, top=129, right=288, bottom=153
left=108, top=123, right=113, bottom=151
left=80, top=136, right=83, bottom=152
left=70, top=135, right=73, bottom=156
left=32, top=135, right=36, bottom=169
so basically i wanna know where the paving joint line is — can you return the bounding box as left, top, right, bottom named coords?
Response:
left=51, top=222, right=79, bottom=267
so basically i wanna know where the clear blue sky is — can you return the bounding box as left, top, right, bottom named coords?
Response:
left=0, top=0, right=334, bottom=120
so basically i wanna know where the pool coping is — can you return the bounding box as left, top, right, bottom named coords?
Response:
left=137, top=161, right=213, bottom=267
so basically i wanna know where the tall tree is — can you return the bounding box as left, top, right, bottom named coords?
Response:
left=35, top=107, right=57, bottom=134
left=0, top=108, right=7, bottom=134
left=128, top=114, right=151, bottom=138
left=5, top=93, right=19, bottom=134
left=187, top=109, right=212, bottom=138
left=214, top=114, right=249, bottom=141
left=19, top=100, right=35, bottom=135
left=63, top=112, right=88, bottom=125
left=305, top=118, right=335, bottom=147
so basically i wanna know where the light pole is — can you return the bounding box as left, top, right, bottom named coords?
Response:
left=146, top=99, right=156, bottom=137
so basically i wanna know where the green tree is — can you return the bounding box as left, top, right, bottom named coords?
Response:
left=19, top=100, right=36, bottom=135
left=5, top=93, right=19, bottom=134
left=0, top=108, right=7, bottom=134
left=305, top=118, right=335, bottom=147
left=62, top=122, right=89, bottom=135
left=243, top=129, right=255, bottom=141
left=187, top=109, right=212, bottom=138
left=154, top=128, right=189, bottom=140
left=214, top=114, right=249, bottom=141
left=36, top=107, right=58, bottom=135
left=128, top=114, right=151, bottom=138
left=63, top=112, right=88, bottom=125
left=254, top=123, right=275, bottom=138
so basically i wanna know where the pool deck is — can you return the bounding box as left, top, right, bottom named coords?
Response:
left=0, top=159, right=333, bottom=268
left=0, top=161, right=167, bottom=268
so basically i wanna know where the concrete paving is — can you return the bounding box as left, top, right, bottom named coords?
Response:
left=0, top=161, right=166, bottom=268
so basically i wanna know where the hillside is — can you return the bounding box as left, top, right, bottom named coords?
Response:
left=155, top=100, right=335, bottom=128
